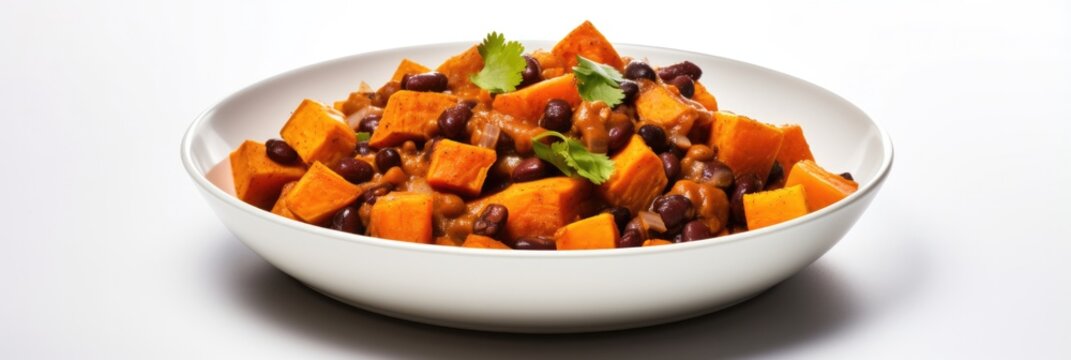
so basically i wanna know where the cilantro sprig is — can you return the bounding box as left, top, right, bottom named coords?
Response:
left=470, top=32, right=526, bottom=93
left=531, top=131, right=615, bottom=184
left=572, top=56, right=625, bottom=107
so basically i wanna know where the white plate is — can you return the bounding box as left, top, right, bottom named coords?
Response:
left=181, top=42, right=893, bottom=333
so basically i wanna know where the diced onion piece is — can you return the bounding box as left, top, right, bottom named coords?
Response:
left=638, top=211, right=668, bottom=233
left=476, top=123, right=501, bottom=149
left=670, top=134, right=692, bottom=149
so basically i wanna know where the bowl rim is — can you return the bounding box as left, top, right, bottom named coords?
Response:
left=180, top=41, right=894, bottom=259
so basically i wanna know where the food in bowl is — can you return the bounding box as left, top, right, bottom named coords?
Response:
left=226, top=21, right=858, bottom=250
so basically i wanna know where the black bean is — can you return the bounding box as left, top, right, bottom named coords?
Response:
left=353, top=141, right=375, bottom=156
left=357, top=114, right=381, bottom=134
left=660, top=152, right=681, bottom=182
left=512, top=157, right=550, bottom=183
left=399, top=74, right=412, bottom=90
left=731, top=173, right=764, bottom=225
left=496, top=132, right=515, bottom=153
left=606, top=206, right=631, bottom=232
left=620, top=218, right=649, bottom=248
left=766, top=161, right=784, bottom=188
left=519, top=55, right=543, bottom=89
left=503, top=236, right=556, bottom=250
left=403, top=72, right=449, bottom=92
left=437, top=104, right=472, bottom=140
left=266, top=139, right=300, bottom=165
left=540, top=99, right=573, bottom=132
left=680, top=220, right=711, bottom=242
left=473, top=204, right=509, bottom=238
left=638, top=125, right=669, bottom=153
left=607, top=121, right=635, bottom=154
left=669, top=75, right=695, bottom=98
left=334, top=158, right=374, bottom=184
left=356, top=183, right=393, bottom=205
left=652, top=195, right=695, bottom=231
left=840, top=172, right=855, bottom=181
left=702, top=160, right=735, bottom=189
left=624, top=60, right=657, bottom=81
left=461, top=99, right=479, bottom=109
left=618, top=79, right=639, bottom=105
left=375, top=148, right=401, bottom=173
left=330, top=206, right=364, bottom=234
left=658, top=61, right=703, bottom=81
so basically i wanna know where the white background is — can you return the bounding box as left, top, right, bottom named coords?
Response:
left=3, top=0, right=1070, bottom=358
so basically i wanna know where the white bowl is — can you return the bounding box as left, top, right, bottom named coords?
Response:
left=181, top=42, right=892, bottom=333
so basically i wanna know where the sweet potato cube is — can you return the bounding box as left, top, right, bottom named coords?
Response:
left=391, top=58, right=431, bottom=82
left=284, top=162, right=361, bottom=225
left=743, top=184, right=809, bottom=230
left=369, top=90, right=458, bottom=147
left=369, top=192, right=434, bottom=244
left=785, top=160, right=858, bottom=211
left=229, top=140, right=307, bottom=210
left=551, top=21, right=625, bottom=71
left=599, top=135, right=668, bottom=214
left=280, top=99, right=357, bottom=166
left=555, top=213, right=619, bottom=250
left=710, top=111, right=785, bottom=180
left=642, top=239, right=673, bottom=247
left=491, top=74, right=581, bottom=124
left=470, top=177, right=589, bottom=240
left=436, top=45, right=485, bottom=98
left=636, top=82, right=698, bottom=135
left=462, top=234, right=511, bottom=249
left=775, top=124, right=815, bottom=174
left=692, top=81, right=719, bottom=111
left=426, top=139, right=497, bottom=197
left=271, top=181, right=299, bottom=220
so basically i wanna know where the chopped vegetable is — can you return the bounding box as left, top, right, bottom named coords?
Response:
left=573, top=56, right=625, bottom=107
left=284, top=162, right=361, bottom=225
left=532, top=131, right=615, bottom=184
left=355, top=132, right=371, bottom=142
left=369, top=192, right=434, bottom=243
left=280, top=99, right=356, bottom=166
left=470, top=32, right=526, bottom=94
left=743, top=184, right=809, bottom=229
left=784, top=160, right=858, bottom=211
left=554, top=213, right=618, bottom=250
left=229, top=140, right=307, bottom=210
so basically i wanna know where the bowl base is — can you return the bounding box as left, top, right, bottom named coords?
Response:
left=303, top=282, right=769, bottom=334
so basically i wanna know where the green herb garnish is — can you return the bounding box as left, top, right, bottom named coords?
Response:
left=572, top=55, right=625, bottom=107
left=356, top=132, right=371, bottom=142
left=531, top=131, right=615, bottom=184
left=470, top=32, right=526, bottom=94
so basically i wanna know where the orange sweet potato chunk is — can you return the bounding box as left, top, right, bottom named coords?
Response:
left=462, top=234, right=511, bottom=249
left=470, top=177, right=589, bottom=240
left=369, top=90, right=458, bottom=147
left=280, top=99, right=357, bottom=166
left=710, top=111, right=785, bottom=181
left=775, top=124, right=815, bottom=174
left=284, top=162, right=361, bottom=225
left=785, top=160, right=858, bottom=211
left=436, top=45, right=485, bottom=99
left=426, top=139, right=497, bottom=197
left=491, top=74, right=581, bottom=124
left=743, top=184, right=809, bottom=230
left=599, top=135, right=668, bottom=214
left=271, top=181, right=299, bottom=220
left=391, top=58, right=431, bottom=82
left=642, top=239, right=672, bottom=247
left=229, top=140, right=307, bottom=210
left=636, top=82, right=698, bottom=135
left=692, top=81, right=719, bottom=111
left=555, top=213, right=619, bottom=250
left=551, top=21, right=625, bottom=71
left=369, top=192, right=434, bottom=244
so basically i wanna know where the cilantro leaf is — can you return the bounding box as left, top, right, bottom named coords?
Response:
left=470, top=32, right=526, bottom=93
left=572, top=56, right=625, bottom=107
left=532, top=131, right=615, bottom=184
left=356, top=132, right=371, bottom=142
